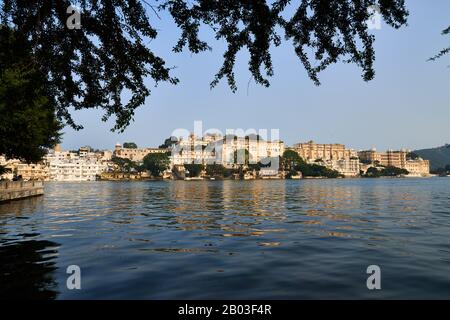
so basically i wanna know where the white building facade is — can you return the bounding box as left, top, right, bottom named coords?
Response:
left=45, top=150, right=108, bottom=181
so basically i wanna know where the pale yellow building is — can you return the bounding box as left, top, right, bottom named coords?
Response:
left=291, top=141, right=359, bottom=176
left=405, top=159, right=430, bottom=177
left=15, top=163, right=49, bottom=181
left=292, top=140, right=356, bottom=161
left=358, top=149, right=429, bottom=176
left=114, top=143, right=168, bottom=162
left=358, top=149, right=408, bottom=168
left=328, top=159, right=361, bottom=177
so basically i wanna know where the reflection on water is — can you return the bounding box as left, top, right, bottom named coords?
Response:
left=0, top=179, right=450, bottom=299
left=0, top=240, right=59, bottom=299
left=0, top=197, right=60, bottom=299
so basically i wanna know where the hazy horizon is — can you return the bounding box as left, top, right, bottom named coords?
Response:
left=60, top=0, right=450, bottom=152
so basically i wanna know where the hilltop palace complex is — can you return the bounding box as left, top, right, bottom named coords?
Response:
left=0, top=136, right=430, bottom=181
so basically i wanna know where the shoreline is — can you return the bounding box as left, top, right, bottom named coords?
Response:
left=37, top=175, right=443, bottom=183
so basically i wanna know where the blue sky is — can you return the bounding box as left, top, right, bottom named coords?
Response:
left=61, top=0, right=450, bottom=151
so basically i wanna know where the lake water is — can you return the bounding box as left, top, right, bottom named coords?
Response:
left=1, top=178, right=450, bottom=299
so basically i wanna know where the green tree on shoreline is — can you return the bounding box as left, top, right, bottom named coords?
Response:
left=111, top=157, right=136, bottom=173
left=281, top=150, right=342, bottom=178
left=143, top=153, right=171, bottom=178
left=184, top=163, right=204, bottom=177
left=362, top=166, right=409, bottom=178
left=0, top=27, right=62, bottom=163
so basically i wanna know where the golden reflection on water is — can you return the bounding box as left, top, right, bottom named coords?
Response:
left=0, top=180, right=434, bottom=246
left=165, top=181, right=289, bottom=238
left=104, top=180, right=433, bottom=242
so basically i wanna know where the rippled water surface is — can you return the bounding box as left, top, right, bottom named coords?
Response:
left=1, top=179, right=450, bottom=299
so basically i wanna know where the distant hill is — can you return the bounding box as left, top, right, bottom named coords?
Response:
left=413, top=144, right=450, bottom=170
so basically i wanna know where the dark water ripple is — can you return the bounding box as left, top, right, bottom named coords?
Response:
left=1, top=178, right=450, bottom=299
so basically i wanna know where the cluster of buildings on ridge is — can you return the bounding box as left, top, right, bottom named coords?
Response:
left=0, top=134, right=430, bottom=181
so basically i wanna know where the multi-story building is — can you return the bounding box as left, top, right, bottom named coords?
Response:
left=291, top=141, right=359, bottom=177
left=0, top=157, right=48, bottom=181
left=15, top=163, right=49, bottom=181
left=45, top=149, right=107, bottom=181
left=114, top=143, right=168, bottom=162
left=221, top=136, right=284, bottom=168
left=358, top=148, right=429, bottom=176
left=292, top=140, right=357, bottom=161
left=405, top=159, right=431, bottom=177
left=328, top=159, right=361, bottom=177
left=358, top=149, right=408, bottom=168
left=171, top=133, right=285, bottom=169
left=171, top=134, right=211, bottom=165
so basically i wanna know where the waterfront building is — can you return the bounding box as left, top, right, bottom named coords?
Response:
left=358, top=148, right=430, bottom=176
left=220, top=135, right=284, bottom=168
left=328, top=159, right=361, bottom=177
left=100, top=150, right=113, bottom=162
left=292, top=140, right=357, bottom=161
left=291, top=141, right=359, bottom=177
left=114, top=143, right=168, bottom=162
left=45, top=149, right=107, bottom=181
left=14, top=163, right=49, bottom=181
left=171, top=134, right=212, bottom=166
left=358, top=148, right=408, bottom=168
left=405, top=159, right=431, bottom=177
left=1, top=158, right=50, bottom=181
left=0, top=157, right=48, bottom=181
left=170, top=133, right=285, bottom=169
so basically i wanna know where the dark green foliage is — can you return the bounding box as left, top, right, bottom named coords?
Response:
left=1, top=1, right=408, bottom=131
left=0, top=27, right=62, bottom=163
left=111, top=156, right=136, bottom=173
left=364, top=167, right=381, bottom=178
left=248, top=163, right=261, bottom=171
left=282, top=150, right=302, bottom=172
left=297, top=163, right=342, bottom=178
left=359, top=159, right=372, bottom=165
left=381, top=166, right=409, bottom=177
left=184, top=163, right=204, bottom=177
left=406, top=152, right=420, bottom=160
left=143, top=152, right=171, bottom=177
left=206, top=164, right=225, bottom=176
left=123, top=142, right=138, bottom=149
left=134, top=163, right=147, bottom=176
left=1, top=1, right=178, bottom=132
left=164, top=0, right=408, bottom=90
left=281, top=150, right=304, bottom=178
left=281, top=150, right=341, bottom=178
left=205, top=164, right=233, bottom=178
left=363, top=166, right=408, bottom=177
left=159, top=136, right=179, bottom=149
